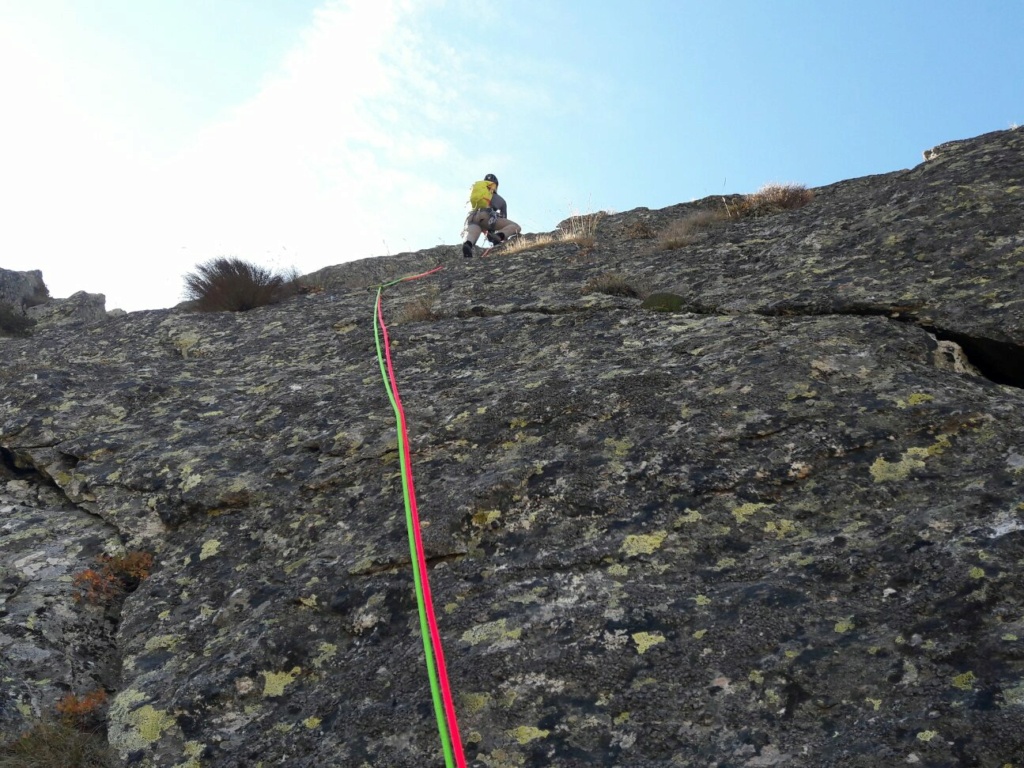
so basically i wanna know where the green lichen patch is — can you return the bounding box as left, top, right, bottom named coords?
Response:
left=632, top=631, right=666, bottom=654
left=261, top=667, right=302, bottom=698
left=620, top=531, right=668, bottom=556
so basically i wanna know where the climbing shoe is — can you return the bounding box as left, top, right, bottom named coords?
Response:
left=462, top=240, right=474, bottom=258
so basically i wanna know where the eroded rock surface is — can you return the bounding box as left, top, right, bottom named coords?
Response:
left=1, top=128, right=1023, bottom=767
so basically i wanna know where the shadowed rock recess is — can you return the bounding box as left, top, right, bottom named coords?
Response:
left=2, top=128, right=1024, bottom=767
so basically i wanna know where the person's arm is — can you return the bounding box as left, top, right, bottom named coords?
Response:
left=490, top=191, right=507, bottom=218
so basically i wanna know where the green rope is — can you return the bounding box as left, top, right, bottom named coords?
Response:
left=373, top=285, right=456, bottom=768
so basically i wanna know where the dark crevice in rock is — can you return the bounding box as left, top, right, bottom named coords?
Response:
left=349, top=551, right=466, bottom=578
left=455, top=305, right=579, bottom=320
left=0, top=445, right=103, bottom=516
left=923, top=327, right=1024, bottom=389
left=688, top=300, right=1022, bottom=390
left=0, top=446, right=36, bottom=478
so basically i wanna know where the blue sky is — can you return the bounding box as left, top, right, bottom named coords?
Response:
left=1, top=0, right=1021, bottom=312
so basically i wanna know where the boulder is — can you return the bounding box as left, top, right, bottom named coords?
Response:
left=25, top=290, right=108, bottom=328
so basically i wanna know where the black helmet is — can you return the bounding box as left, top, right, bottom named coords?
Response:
left=484, top=173, right=499, bottom=185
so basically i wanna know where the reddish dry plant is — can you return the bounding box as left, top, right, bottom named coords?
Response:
left=72, top=551, right=154, bottom=604
left=55, top=689, right=108, bottom=725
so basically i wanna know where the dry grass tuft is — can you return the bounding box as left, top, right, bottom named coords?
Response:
left=392, top=287, right=439, bottom=324
left=0, top=721, right=114, bottom=768
left=559, top=212, right=604, bottom=250
left=736, top=183, right=814, bottom=217
left=183, top=257, right=299, bottom=312
left=581, top=272, right=646, bottom=299
left=482, top=210, right=606, bottom=257
left=658, top=208, right=732, bottom=250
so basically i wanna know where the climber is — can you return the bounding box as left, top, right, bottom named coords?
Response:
left=461, top=174, right=521, bottom=258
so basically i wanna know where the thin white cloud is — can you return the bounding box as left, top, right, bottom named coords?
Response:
left=0, top=0, right=569, bottom=311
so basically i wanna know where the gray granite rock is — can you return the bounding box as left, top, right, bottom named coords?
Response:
left=0, top=268, right=48, bottom=312
left=1, top=128, right=1023, bottom=767
left=25, top=290, right=108, bottom=329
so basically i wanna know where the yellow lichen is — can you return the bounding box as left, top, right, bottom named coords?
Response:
left=748, top=670, right=764, bottom=685
left=461, top=619, right=521, bottom=646
left=130, top=705, right=176, bottom=744
left=695, top=594, right=712, bottom=606
left=865, top=698, right=882, bottom=711
left=917, top=730, right=938, bottom=742
left=180, top=471, right=202, bottom=492
left=607, top=563, right=629, bottom=576
left=604, top=438, right=632, bottom=457
left=261, top=667, right=301, bottom=698
left=613, top=711, right=631, bottom=725
left=969, top=567, right=985, bottom=580
left=692, top=629, right=708, bottom=639
left=461, top=692, right=491, bottom=715
left=871, top=436, right=951, bottom=482
left=303, top=717, right=321, bottom=729
left=509, top=725, right=549, bottom=745
left=199, top=539, right=220, bottom=560
left=472, top=510, right=502, bottom=527
left=312, top=643, right=337, bottom=668
left=870, top=454, right=925, bottom=482
left=834, top=618, right=855, bottom=633
left=621, top=531, right=668, bottom=556
left=764, top=519, right=796, bottom=539
left=732, top=503, right=769, bottom=524
left=632, top=631, right=666, bottom=654
left=144, top=635, right=180, bottom=651
left=677, top=508, right=702, bottom=524
left=952, top=671, right=976, bottom=690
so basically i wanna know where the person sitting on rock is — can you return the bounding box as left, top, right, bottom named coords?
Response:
left=462, top=174, right=521, bottom=258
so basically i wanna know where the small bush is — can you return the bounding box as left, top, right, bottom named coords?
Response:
left=0, top=721, right=114, bottom=768
left=0, top=306, right=36, bottom=338
left=72, top=551, right=154, bottom=604
left=657, top=209, right=731, bottom=250
left=183, top=257, right=298, bottom=312
left=393, top=287, right=439, bottom=324
left=736, top=183, right=814, bottom=217
left=56, top=690, right=108, bottom=732
left=581, top=272, right=645, bottom=299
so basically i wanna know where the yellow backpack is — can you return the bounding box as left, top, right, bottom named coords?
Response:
left=469, top=180, right=496, bottom=209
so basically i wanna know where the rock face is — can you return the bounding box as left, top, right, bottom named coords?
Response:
left=1, top=128, right=1024, bottom=767
left=24, top=290, right=109, bottom=328
left=0, top=267, right=48, bottom=311
left=0, top=267, right=110, bottom=336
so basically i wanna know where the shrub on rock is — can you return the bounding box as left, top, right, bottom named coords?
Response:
left=183, top=257, right=298, bottom=312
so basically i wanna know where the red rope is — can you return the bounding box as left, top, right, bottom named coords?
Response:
left=376, top=269, right=466, bottom=766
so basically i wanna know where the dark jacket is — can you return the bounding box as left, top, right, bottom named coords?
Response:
left=490, top=191, right=508, bottom=218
